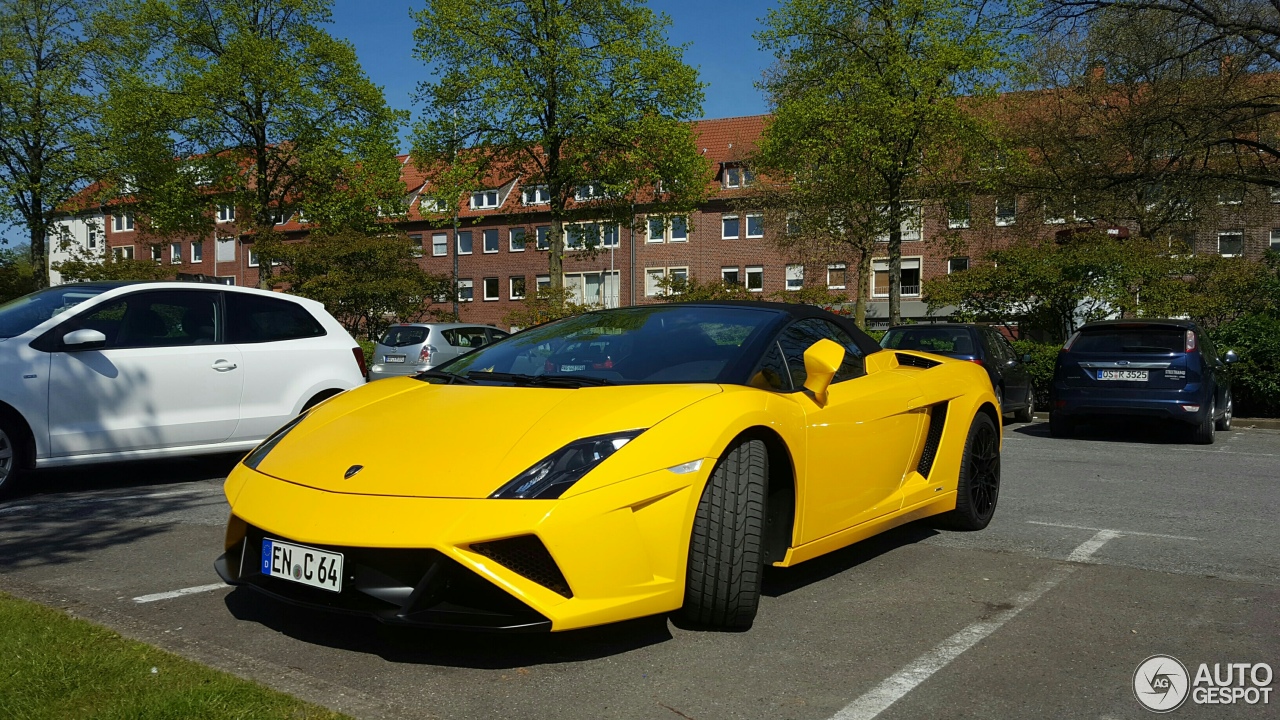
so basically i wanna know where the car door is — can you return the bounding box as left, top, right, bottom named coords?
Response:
left=46, top=289, right=242, bottom=455
left=773, top=319, right=927, bottom=544
left=986, top=328, right=1029, bottom=407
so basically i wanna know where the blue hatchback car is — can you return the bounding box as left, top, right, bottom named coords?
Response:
left=1049, top=320, right=1237, bottom=444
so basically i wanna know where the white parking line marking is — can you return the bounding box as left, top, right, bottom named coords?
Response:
left=1026, top=521, right=1199, bottom=541
left=132, top=583, right=227, bottom=604
left=1065, top=529, right=1120, bottom=562
left=829, top=527, right=1141, bottom=720
left=0, top=488, right=216, bottom=516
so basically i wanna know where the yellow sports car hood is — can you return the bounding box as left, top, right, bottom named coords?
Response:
left=254, top=379, right=722, bottom=499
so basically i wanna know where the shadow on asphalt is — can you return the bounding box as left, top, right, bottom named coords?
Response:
left=1011, top=417, right=1195, bottom=445
left=223, top=587, right=674, bottom=669
left=18, top=452, right=243, bottom=497
left=760, top=521, right=940, bottom=598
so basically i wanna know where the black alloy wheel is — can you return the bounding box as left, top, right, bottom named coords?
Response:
left=942, top=412, right=1001, bottom=530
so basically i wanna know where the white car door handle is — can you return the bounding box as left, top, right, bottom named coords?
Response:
left=212, top=360, right=238, bottom=372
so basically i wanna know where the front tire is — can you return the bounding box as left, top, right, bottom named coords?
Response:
left=1013, top=386, right=1035, bottom=423
left=682, top=438, right=767, bottom=630
left=942, top=412, right=1001, bottom=531
left=0, top=417, right=28, bottom=500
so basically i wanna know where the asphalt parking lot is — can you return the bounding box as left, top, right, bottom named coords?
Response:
left=2, top=419, right=1277, bottom=720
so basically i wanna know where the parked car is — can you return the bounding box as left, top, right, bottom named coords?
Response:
left=880, top=323, right=1035, bottom=421
left=1049, top=319, right=1236, bottom=444
left=0, top=281, right=367, bottom=496
left=367, top=323, right=508, bottom=381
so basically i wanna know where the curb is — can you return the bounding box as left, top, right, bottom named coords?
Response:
left=1028, top=411, right=1280, bottom=430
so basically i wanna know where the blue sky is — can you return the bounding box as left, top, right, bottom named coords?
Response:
left=331, top=0, right=779, bottom=149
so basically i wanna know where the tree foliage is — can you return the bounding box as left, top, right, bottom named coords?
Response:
left=411, top=0, right=710, bottom=290
left=273, top=230, right=454, bottom=342
left=97, top=0, right=406, bottom=285
left=754, top=0, right=1020, bottom=325
left=0, top=0, right=100, bottom=287
left=0, top=242, right=39, bottom=301
left=503, top=285, right=600, bottom=330
left=50, top=239, right=175, bottom=282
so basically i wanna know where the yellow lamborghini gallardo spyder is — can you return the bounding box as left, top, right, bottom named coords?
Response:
left=216, top=302, right=1001, bottom=632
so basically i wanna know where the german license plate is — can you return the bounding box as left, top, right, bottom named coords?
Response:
left=560, top=364, right=586, bottom=372
left=261, top=538, right=343, bottom=593
left=1099, top=369, right=1148, bottom=381
left=384, top=355, right=405, bottom=363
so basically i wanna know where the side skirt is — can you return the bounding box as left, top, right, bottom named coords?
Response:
left=773, top=491, right=957, bottom=567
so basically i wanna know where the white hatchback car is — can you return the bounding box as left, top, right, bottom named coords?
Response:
left=0, top=281, right=366, bottom=495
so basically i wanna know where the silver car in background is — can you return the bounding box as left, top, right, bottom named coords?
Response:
left=367, top=323, right=508, bottom=380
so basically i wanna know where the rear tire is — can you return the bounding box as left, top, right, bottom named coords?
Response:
left=1215, top=393, right=1233, bottom=432
left=1048, top=411, right=1075, bottom=438
left=1013, top=386, right=1034, bottom=423
left=0, top=417, right=29, bottom=500
left=682, top=438, right=767, bottom=630
left=941, top=413, right=1001, bottom=531
left=1190, top=401, right=1216, bottom=445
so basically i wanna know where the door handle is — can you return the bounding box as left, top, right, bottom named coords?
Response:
left=212, top=360, right=238, bottom=372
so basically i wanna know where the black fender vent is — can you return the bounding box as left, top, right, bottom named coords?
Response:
left=916, top=402, right=949, bottom=478
left=897, top=352, right=942, bottom=369
left=471, top=535, right=573, bottom=598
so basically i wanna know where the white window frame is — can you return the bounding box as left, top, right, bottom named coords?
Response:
left=647, top=217, right=665, bottom=243
left=1271, top=228, right=1280, bottom=251
left=721, top=266, right=740, bottom=285
left=87, top=228, right=100, bottom=250
left=482, top=228, right=500, bottom=254
left=456, top=230, right=473, bottom=255
left=112, top=214, right=135, bottom=232
left=874, top=202, right=923, bottom=242
left=191, top=240, right=203, bottom=263
left=535, top=226, right=550, bottom=251
left=470, top=190, right=501, bottom=210
left=458, top=278, right=474, bottom=302
left=522, top=185, right=549, bottom=205
left=723, top=166, right=742, bottom=188
left=431, top=233, right=448, bottom=257
left=574, top=184, right=604, bottom=202
left=947, top=200, right=971, bottom=229
left=948, top=257, right=970, bottom=274
left=169, top=242, right=182, bottom=264
left=482, top=277, right=500, bottom=301
left=1217, top=230, right=1244, bottom=257
left=408, top=233, right=424, bottom=258
left=995, top=197, right=1016, bottom=226
left=745, top=213, right=764, bottom=238
left=785, top=264, right=804, bottom=291
left=216, top=205, right=235, bottom=223
left=722, top=214, right=740, bottom=239
left=247, top=249, right=259, bottom=268
left=644, top=267, right=666, bottom=297
left=536, top=274, right=551, bottom=291
left=826, top=263, right=847, bottom=290
left=871, top=257, right=923, bottom=298
left=670, top=216, right=688, bottom=242
left=509, top=276, right=527, bottom=299
left=745, top=266, right=764, bottom=292
left=668, top=267, right=688, bottom=294
left=509, top=228, right=527, bottom=252
left=111, top=246, right=134, bottom=261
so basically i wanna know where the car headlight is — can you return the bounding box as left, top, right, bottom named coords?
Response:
left=243, top=413, right=308, bottom=470
left=490, top=430, right=645, bottom=499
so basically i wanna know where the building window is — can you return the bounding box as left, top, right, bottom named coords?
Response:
left=1218, top=231, right=1244, bottom=257
left=1218, top=188, right=1245, bottom=205
left=827, top=263, right=847, bottom=290
left=458, top=279, right=474, bottom=302
left=536, top=274, right=551, bottom=291
left=216, top=205, right=235, bottom=223
left=745, top=266, right=764, bottom=292
left=247, top=249, right=259, bottom=267
left=724, top=166, right=741, bottom=188
left=482, top=228, right=500, bottom=253
left=602, top=223, right=618, bottom=247
left=745, top=213, right=764, bottom=238
left=522, top=185, right=549, bottom=205
left=409, top=233, right=424, bottom=258
left=1043, top=199, right=1068, bottom=225
left=112, top=214, right=135, bottom=232
left=536, top=226, right=550, bottom=250
left=670, top=216, right=688, bottom=242
left=169, top=243, right=182, bottom=264
left=668, top=267, right=688, bottom=293
left=1271, top=229, right=1280, bottom=251
left=948, top=257, right=970, bottom=273
left=644, top=267, right=666, bottom=296
left=786, top=213, right=800, bottom=236
left=457, top=230, right=473, bottom=255
left=87, top=228, right=100, bottom=250
left=273, top=209, right=290, bottom=225
left=647, top=217, right=665, bottom=243
left=111, top=246, right=133, bottom=261
left=510, top=276, right=526, bottom=299
left=1271, top=188, right=1280, bottom=204
left=574, top=184, right=604, bottom=201
left=785, top=264, right=804, bottom=291
left=722, top=267, right=740, bottom=285
left=470, top=190, right=500, bottom=209
left=947, top=199, right=971, bottom=229
left=995, top=197, right=1016, bottom=226
left=872, top=258, right=923, bottom=297
left=191, top=241, right=203, bottom=263
left=875, top=203, right=923, bottom=242
left=722, top=215, right=740, bottom=239
left=150, top=245, right=162, bottom=264
left=482, top=277, right=500, bottom=301
left=432, top=233, right=447, bottom=256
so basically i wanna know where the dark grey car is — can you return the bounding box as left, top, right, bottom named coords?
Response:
left=368, top=323, right=508, bottom=380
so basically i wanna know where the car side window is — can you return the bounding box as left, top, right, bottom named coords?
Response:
left=443, top=327, right=491, bottom=348
left=226, top=293, right=325, bottom=344
left=750, top=340, right=793, bottom=391
left=776, top=318, right=866, bottom=389
left=984, top=329, right=1010, bottom=362
left=487, top=329, right=509, bottom=343
left=60, top=290, right=221, bottom=349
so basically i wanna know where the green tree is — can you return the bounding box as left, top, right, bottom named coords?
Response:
left=0, top=242, right=38, bottom=301
left=274, top=230, right=454, bottom=342
left=50, top=240, right=175, bottom=282
left=98, top=0, right=406, bottom=286
left=0, top=0, right=100, bottom=288
left=411, top=0, right=709, bottom=292
left=755, top=0, right=1019, bottom=325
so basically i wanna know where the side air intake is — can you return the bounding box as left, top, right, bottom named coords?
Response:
left=471, top=535, right=574, bottom=598
left=916, top=402, right=949, bottom=478
left=896, top=352, right=942, bottom=369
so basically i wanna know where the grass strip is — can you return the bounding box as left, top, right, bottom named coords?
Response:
left=0, top=592, right=350, bottom=720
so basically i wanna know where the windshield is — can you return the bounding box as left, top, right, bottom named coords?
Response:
left=0, top=286, right=110, bottom=339
left=380, top=326, right=429, bottom=347
left=881, top=327, right=977, bottom=355
left=1074, top=327, right=1185, bottom=354
left=431, top=305, right=783, bottom=386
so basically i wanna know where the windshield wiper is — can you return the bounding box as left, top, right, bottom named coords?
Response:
left=414, top=370, right=477, bottom=385
left=465, top=371, right=612, bottom=388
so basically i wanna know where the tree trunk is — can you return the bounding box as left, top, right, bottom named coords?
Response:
left=548, top=219, right=565, bottom=290
left=29, top=222, right=49, bottom=289
left=888, top=195, right=902, bottom=326
left=855, top=250, right=870, bottom=329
